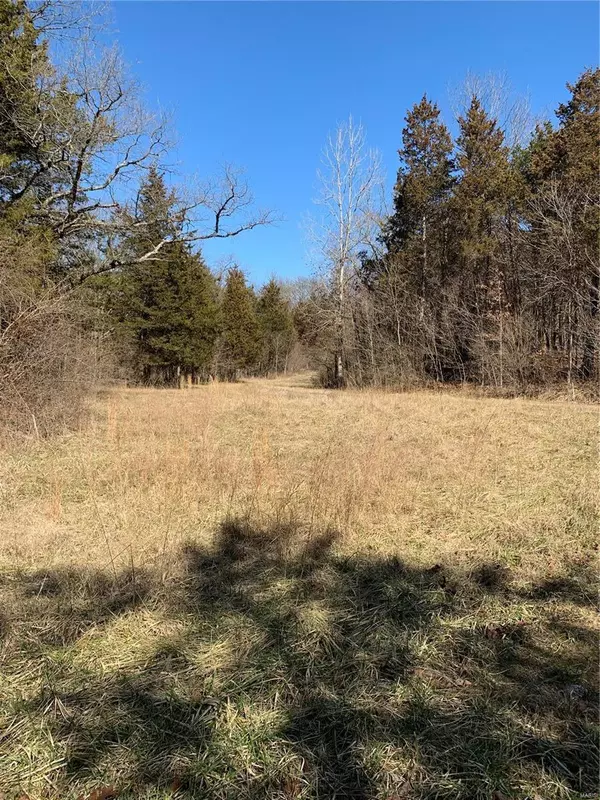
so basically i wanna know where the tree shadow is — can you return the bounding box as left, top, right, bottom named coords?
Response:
left=1, top=519, right=597, bottom=799
left=2, top=564, right=155, bottom=648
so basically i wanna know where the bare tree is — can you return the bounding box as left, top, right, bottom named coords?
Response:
left=524, top=179, right=599, bottom=384
left=0, top=9, right=275, bottom=284
left=449, top=71, right=536, bottom=148
left=87, top=164, right=276, bottom=283
left=310, top=117, right=384, bottom=385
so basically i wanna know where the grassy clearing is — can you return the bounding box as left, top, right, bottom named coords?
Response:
left=0, top=374, right=597, bottom=799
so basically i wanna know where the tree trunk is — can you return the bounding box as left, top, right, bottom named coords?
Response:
left=420, top=214, right=427, bottom=321
left=334, top=257, right=346, bottom=387
left=580, top=268, right=599, bottom=380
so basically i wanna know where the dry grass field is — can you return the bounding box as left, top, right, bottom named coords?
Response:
left=0, top=374, right=597, bottom=800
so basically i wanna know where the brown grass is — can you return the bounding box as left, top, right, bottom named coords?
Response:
left=0, top=373, right=597, bottom=799
left=1, top=371, right=595, bottom=575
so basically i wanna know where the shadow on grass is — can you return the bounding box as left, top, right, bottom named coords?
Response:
left=2, top=564, right=155, bottom=648
left=1, top=519, right=597, bottom=799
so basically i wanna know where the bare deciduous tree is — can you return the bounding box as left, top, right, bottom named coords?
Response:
left=90, top=164, right=276, bottom=283
left=310, top=117, right=384, bottom=385
left=449, top=71, right=536, bottom=148
left=1, top=14, right=275, bottom=283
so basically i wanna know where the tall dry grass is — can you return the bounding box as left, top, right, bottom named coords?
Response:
left=0, top=372, right=595, bottom=580
left=0, top=375, right=597, bottom=799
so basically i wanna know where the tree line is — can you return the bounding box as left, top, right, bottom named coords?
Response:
left=303, top=70, right=599, bottom=393
left=1, top=0, right=597, bottom=436
left=0, top=0, right=295, bottom=434
left=94, top=166, right=296, bottom=386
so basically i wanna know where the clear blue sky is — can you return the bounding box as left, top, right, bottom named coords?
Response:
left=111, top=1, right=598, bottom=286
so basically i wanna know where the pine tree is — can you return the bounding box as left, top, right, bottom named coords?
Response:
left=523, top=69, right=599, bottom=379
left=374, top=96, right=455, bottom=380
left=115, top=167, right=220, bottom=384
left=256, top=279, right=295, bottom=374
left=0, top=1, right=57, bottom=298
left=0, top=0, right=78, bottom=224
left=177, top=254, right=221, bottom=379
left=0, top=0, right=47, bottom=179
left=527, top=69, right=599, bottom=191
left=385, top=95, right=454, bottom=258
left=556, top=69, right=599, bottom=378
left=452, top=97, right=520, bottom=385
left=453, top=97, right=513, bottom=261
left=219, top=267, right=260, bottom=379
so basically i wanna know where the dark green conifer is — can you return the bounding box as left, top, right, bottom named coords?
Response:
left=256, top=279, right=295, bottom=373
left=219, top=267, right=260, bottom=378
left=523, top=69, right=599, bottom=378
left=115, top=167, right=220, bottom=383
left=385, top=95, right=454, bottom=255
left=453, top=96, right=513, bottom=261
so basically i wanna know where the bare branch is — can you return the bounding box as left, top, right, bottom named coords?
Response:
left=307, top=117, right=385, bottom=384
left=73, top=164, right=277, bottom=283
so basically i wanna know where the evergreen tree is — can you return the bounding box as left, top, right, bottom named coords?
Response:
left=452, top=97, right=517, bottom=383
left=366, top=96, right=456, bottom=380
left=527, top=68, right=599, bottom=192
left=385, top=95, right=454, bottom=258
left=453, top=96, right=513, bottom=262
left=523, top=69, right=599, bottom=379
left=115, top=167, right=220, bottom=384
left=0, top=0, right=79, bottom=226
left=556, top=68, right=599, bottom=379
left=0, top=0, right=47, bottom=187
left=219, top=267, right=260, bottom=378
left=256, top=279, right=296, bottom=374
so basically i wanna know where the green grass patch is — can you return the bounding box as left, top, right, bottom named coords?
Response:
left=0, top=518, right=597, bottom=799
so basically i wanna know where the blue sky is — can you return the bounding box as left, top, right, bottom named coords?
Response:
left=110, top=1, right=598, bottom=286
